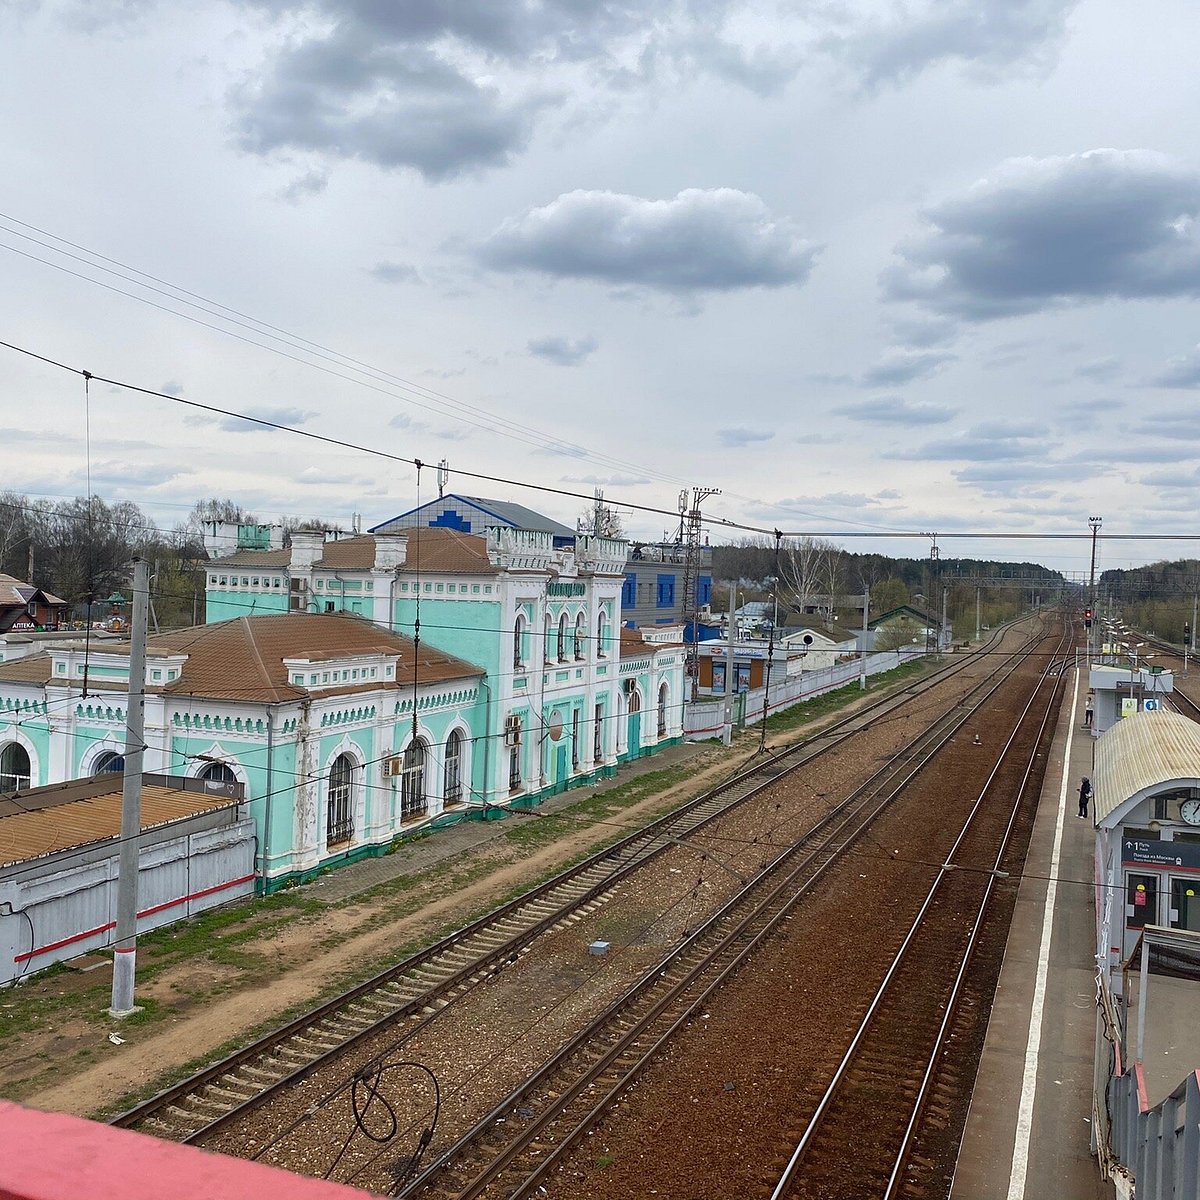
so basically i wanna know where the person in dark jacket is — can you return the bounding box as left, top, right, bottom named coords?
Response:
left=1078, top=776, right=1092, bottom=819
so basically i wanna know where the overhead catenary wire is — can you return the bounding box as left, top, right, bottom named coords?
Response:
left=5, top=335, right=1200, bottom=543
left=0, top=227, right=693, bottom=491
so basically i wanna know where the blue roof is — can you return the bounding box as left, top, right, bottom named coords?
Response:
left=370, top=494, right=576, bottom=540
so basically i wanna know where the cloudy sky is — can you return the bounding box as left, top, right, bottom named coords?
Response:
left=3, top=0, right=1200, bottom=578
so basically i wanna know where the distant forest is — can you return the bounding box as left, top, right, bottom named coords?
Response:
left=1099, top=559, right=1200, bottom=644
left=711, top=536, right=1067, bottom=638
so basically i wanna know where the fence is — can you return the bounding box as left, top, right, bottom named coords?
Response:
left=1108, top=1062, right=1200, bottom=1198
left=683, top=645, right=926, bottom=740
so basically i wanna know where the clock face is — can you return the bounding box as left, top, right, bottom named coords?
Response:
left=1181, top=799, right=1200, bottom=826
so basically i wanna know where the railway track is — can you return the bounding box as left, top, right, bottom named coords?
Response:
left=369, top=621, right=1062, bottom=1199
left=768, top=622, right=1070, bottom=1200
left=112, top=618, right=1040, bottom=1156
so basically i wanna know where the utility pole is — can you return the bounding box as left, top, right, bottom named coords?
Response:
left=859, top=585, right=869, bottom=690
left=758, top=532, right=782, bottom=753
left=109, top=558, right=149, bottom=1018
left=1088, top=516, right=1102, bottom=662
left=975, top=586, right=981, bottom=643
left=678, top=486, right=720, bottom=701
left=724, top=580, right=737, bottom=745
left=941, top=585, right=949, bottom=655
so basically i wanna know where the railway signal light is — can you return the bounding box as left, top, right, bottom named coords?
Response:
left=1084, top=607, right=1093, bottom=628
left=1186, top=621, right=1192, bottom=647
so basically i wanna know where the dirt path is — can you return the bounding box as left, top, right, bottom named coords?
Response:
left=23, top=751, right=738, bottom=1118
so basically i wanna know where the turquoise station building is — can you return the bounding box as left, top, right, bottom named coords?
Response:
left=0, top=516, right=685, bottom=891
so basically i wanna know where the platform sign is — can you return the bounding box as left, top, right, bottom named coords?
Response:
left=1121, top=697, right=1138, bottom=719
left=1144, top=698, right=1160, bottom=711
left=1123, top=838, right=1200, bottom=872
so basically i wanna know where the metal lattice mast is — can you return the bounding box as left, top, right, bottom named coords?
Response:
left=679, top=486, right=720, bottom=699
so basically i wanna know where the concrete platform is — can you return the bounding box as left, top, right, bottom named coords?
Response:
left=951, top=667, right=1109, bottom=1199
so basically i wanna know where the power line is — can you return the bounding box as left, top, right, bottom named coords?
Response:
left=0, top=219, right=692, bottom=491
left=9, top=335, right=1200, bottom=544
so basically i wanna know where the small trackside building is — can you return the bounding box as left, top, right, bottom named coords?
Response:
left=1093, top=709, right=1200, bottom=977
left=0, top=772, right=255, bottom=984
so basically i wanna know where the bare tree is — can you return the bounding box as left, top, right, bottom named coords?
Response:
left=778, top=536, right=841, bottom=617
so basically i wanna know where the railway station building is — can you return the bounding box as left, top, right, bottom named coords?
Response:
left=0, top=523, right=685, bottom=903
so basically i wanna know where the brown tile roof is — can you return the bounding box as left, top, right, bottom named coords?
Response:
left=0, top=654, right=54, bottom=685
left=208, top=528, right=497, bottom=576
left=316, top=536, right=379, bottom=570
left=156, top=614, right=483, bottom=702
left=0, top=615, right=484, bottom=704
left=0, top=573, right=67, bottom=608
left=207, top=549, right=291, bottom=569
left=0, top=783, right=237, bottom=867
left=395, top=527, right=497, bottom=575
left=619, top=627, right=650, bottom=658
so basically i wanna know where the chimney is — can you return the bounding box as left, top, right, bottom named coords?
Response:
left=372, top=533, right=408, bottom=572
left=290, top=531, right=325, bottom=570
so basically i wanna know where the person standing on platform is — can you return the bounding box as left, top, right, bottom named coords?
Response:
left=1084, top=692, right=1094, bottom=728
left=1078, top=776, right=1092, bottom=819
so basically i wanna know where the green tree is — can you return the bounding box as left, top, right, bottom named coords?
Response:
left=871, top=577, right=909, bottom=616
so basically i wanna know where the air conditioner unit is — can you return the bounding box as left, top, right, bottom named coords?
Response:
left=504, top=715, right=521, bottom=746
left=381, top=755, right=403, bottom=778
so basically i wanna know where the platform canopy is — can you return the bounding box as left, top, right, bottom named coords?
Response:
left=1094, top=709, right=1200, bottom=825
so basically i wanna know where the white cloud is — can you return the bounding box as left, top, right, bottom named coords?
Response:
left=479, top=189, right=819, bottom=294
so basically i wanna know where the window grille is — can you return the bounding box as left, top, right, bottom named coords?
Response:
left=401, top=741, right=427, bottom=820
left=327, top=754, right=355, bottom=845
left=444, top=731, right=463, bottom=805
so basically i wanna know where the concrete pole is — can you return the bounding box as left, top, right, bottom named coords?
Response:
left=724, top=582, right=737, bottom=744
left=975, top=586, right=981, bottom=643
left=1088, top=516, right=1102, bottom=662
left=941, top=585, right=949, bottom=654
left=859, top=587, right=868, bottom=690
left=109, top=558, right=149, bottom=1017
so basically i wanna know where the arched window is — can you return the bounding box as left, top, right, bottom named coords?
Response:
left=0, top=743, right=31, bottom=792
left=93, top=750, right=125, bottom=775
left=574, top=613, right=585, bottom=660
left=327, top=754, right=355, bottom=846
left=596, top=610, right=608, bottom=659
left=513, top=614, right=525, bottom=669
left=199, top=761, right=237, bottom=785
left=557, top=613, right=568, bottom=660
left=400, top=740, right=427, bottom=821
left=658, top=682, right=669, bottom=737
left=628, top=684, right=641, bottom=714
left=443, top=730, right=463, bottom=806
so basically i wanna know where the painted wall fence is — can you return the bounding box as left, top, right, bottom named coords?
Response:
left=684, top=646, right=927, bottom=740
left=0, top=809, right=256, bottom=986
